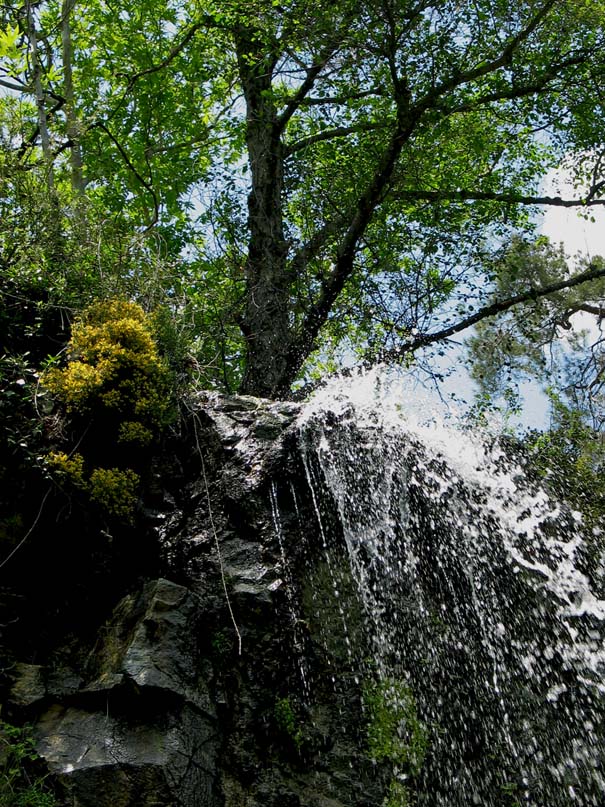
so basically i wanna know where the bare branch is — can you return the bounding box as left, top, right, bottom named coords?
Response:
left=285, top=121, right=388, bottom=156
left=378, top=261, right=605, bottom=363
left=578, top=304, right=605, bottom=319
left=390, top=188, right=605, bottom=208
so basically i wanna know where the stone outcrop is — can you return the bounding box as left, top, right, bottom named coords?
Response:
left=6, top=390, right=603, bottom=806
left=3, top=393, right=387, bottom=807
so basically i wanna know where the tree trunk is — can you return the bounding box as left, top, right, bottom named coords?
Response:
left=235, top=29, right=293, bottom=399
left=61, top=0, right=85, bottom=196
left=26, top=3, right=55, bottom=193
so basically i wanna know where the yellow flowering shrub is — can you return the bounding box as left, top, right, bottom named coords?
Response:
left=88, top=467, right=140, bottom=521
left=46, top=451, right=86, bottom=488
left=42, top=299, right=174, bottom=522
left=43, top=299, right=172, bottom=443
left=117, top=421, right=153, bottom=446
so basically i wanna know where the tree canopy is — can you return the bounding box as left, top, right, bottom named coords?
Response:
left=2, top=0, right=605, bottom=399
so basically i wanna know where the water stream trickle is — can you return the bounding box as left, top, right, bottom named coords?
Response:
left=295, top=375, right=605, bottom=806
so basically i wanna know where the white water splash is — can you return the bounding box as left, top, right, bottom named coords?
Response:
left=296, top=371, right=605, bottom=806
left=301, top=371, right=605, bottom=627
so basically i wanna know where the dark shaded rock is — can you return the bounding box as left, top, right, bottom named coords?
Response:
left=2, top=394, right=387, bottom=807
left=85, top=578, right=214, bottom=714
left=9, top=663, right=46, bottom=706
left=8, top=576, right=221, bottom=807
left=34, top=702, right=218, bottom=807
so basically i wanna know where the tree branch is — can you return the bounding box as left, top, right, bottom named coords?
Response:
left=16, top=96, right=65, bottom=160
left=285, top=121, right=388, bottom=156
left=95, top=122, right=159, bottom=229
left=435, top=49, right=591, bottom=117
left=293, top=87, right=383, bottom=107
left=120, top=21, right=206, bottom=92
left=0, top=77, right=29, bottom=92
left=425, top=0, right=558, bottom=104
left=286, top=211, right=350, bottom=282
left=378, top=262, right=605, bottom=363
left=391, top=187, right=605, bottom=207
left=275, top=47, right=337, bottom=134
left=286, top=97, right=415, bottom=374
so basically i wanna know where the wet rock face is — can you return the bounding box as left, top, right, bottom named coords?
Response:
left=11, top=579, right=219, bottom=807
left=4, top=394, right=387, bottom=807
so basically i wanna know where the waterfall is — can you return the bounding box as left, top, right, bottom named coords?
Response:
left=294, top=377, right=605, bottom=807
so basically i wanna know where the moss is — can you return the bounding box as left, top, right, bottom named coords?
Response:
left=274, top=697, right=304, bottom=751
left=384, top=779, right=412, bottom=807
left=364, top=678, right=428, bottom=778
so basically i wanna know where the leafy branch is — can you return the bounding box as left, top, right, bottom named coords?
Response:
left=378, top=261, right=605, bottom=363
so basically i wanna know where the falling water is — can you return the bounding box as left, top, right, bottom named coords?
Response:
left=295, top=375, right=605, bottom=806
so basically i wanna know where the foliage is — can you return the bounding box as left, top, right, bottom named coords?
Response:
left=2, top=0, right=605, bottom=396
left=0, top=352, right=48, bottom=552
left=525, top=395, right=605, bottom=532
left=274, top=697, right=304, bottom=751
left=45, top=453, right=139, bottom=521
left=87, top=468, right=140, bottom=521
left=45, top=452, right=86, bottom=488
left=43, top=299, right=172, bottom=434
left=364, top=678, right=428, bottom=777
left=467, top=237, right=605, bottom=427
left=42, top=299, right=173, bottom=521
left=0, top=721, right=57, bottom=807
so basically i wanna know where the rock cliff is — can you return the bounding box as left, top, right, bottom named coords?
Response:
left=2, top=393, right=388, bottom=807
left=4, top=390, right=604, bottom=807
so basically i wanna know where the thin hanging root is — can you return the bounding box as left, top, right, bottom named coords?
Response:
left=0, top=487, right=51, bottom=571
left=192, top=412, right=242, bottom=656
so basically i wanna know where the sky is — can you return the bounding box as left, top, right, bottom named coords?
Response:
left=541, top=169, right=605, bottom=261
left=421, top=167, right=605, bottom=432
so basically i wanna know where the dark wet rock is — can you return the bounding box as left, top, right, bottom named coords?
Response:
left=1, top=394, right=387, bottom=807
left=34, top=702, right=218, bottom=807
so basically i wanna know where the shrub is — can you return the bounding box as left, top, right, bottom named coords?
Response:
left=88, top=467, right=140, bottom=521
left=0, top=720, right=57, bottom=807
left=45, top=452, right=86, bottom=488
left=42, top=299, right=172, bottom=441
left=42, top=299, right=173, bottom=521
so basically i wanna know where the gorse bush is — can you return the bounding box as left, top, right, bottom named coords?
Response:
left=43, top=299, right=172, bottom=441
left=88, top=467, right=140, bottom=520
left=42, top=299, right=174, bottom=521
left=45, top=452, right=86, bottom=488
